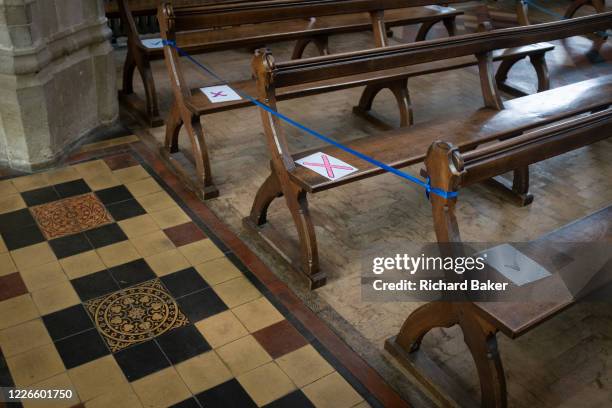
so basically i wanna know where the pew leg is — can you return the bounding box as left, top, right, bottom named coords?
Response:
left=386, top=303, right=507, bottom=408
left=353, top=80, right=413, bottom=128
left=529, top=53, right=550, bottom=92
left=415, top=20, right=438, bottom=41
left=122, top=48, right=137, bottom=95
left=137, top=56, right=161, bottom=126
left=443, top=16, right=457, bottom=37
left=248, top=170, right=283, bottom=226
left=165, top=103, right=183, bottom=154
left=184, top=115, right=219, bottom=199
left=389, top=302, right=457, bottom=353
left=511, top=166, right=534, bottom=206
left=291, top=36, right=329, bottom=59
left=460, top=310, right=507, bottom=408
left=494, top=55, right=526, bottom=97
left=564, top=0, right=604, bottom=19
left=285, top=187, right=323, bottom=289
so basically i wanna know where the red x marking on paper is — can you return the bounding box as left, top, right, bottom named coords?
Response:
left=303, top=154, right=353, bottom=178
left=211, top=91, right=227, bottom=98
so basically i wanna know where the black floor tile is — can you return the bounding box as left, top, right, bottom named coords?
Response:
left=54, top=179, right=91, bottom=198
left=264, top=390, right=315, bottom=408
left=95, top=186, right=134, bottom=206
left=71, top=271, right=119, bottom=302
left=196, top=379, right=257, bottom=408
left=49, top=233, right=93, bottom=259
left=105, top=199, right=146, bottom=222
left=156, top=325, right=210, bottom=365
left=176, top=288, right=228, bottom=322
left=161, top=268, right=209, bottom=298
left=85, top=223, right=127, bottom=248
left=108, top=259, right=156, bottom=288
left=170, top=398, right=201, bottom=408
left=0, top=209, right=36, bottom=234
left=54, top=328, right=109, bottom=369
left=42, top=304, right=94, bottom=341
left=1, top=225, right=45, bottom=251
left=114, top=340, right=170, bottom=381
left=21, top=187, right=60, bottom=206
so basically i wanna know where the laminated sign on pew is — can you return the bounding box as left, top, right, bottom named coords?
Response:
left=296, top=152, right=358, bottom=181
left=201, top=85, right=242, bottom=103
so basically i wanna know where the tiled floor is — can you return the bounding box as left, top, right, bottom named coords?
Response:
left=0, top=155, right=372, bottom=408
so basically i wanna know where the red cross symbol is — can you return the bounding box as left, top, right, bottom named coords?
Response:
left=211, top=91, right=227, bottom=98
left=303, top=154, right=353, bottom=179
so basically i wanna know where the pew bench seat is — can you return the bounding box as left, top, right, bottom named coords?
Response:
left=288, top=74, right=612, bottom=193
left=141, top=6, right=463, bottom=57
left=184, top=42, right=554, bottom=117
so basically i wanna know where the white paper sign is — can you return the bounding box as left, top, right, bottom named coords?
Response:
left=141, top=38, right=164, bottom=49
left=480, top=244, right=551, bottom=286
left=295, top=152, right=358, bottom=181
left=200, top=85, right=242, bottom=103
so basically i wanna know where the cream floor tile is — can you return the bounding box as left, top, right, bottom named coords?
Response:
left=125, top=178, right=162, bottom=197
left=216, top=335, right=272, bottom=376
left=149, top=206, right=190, bottom=230
left=60, top=251, right=105, bottom=279
left=0, top=252, right=17, bottom=276
left=213, top=277, right=261, bottom=309
left=0, top=179, right=18, bottom=196
left=0, top=235, right=7, bottom=253
left=97, top=241, right=140, bottom=268
left=69, top=355, right=128, bottom=402
left=44, top=167, right=81, bottom=185
left=136, top=191, right=176, bottom=213
left=85, top=384, right=143, bottom=408
left=118, top=214, right=160, bottom=239
left=20, top=261, right=67, bottom=292
left=11, top=242, right=57, bottom=270
left=131, top=368, right=191, bottom=408
left=0, top=319, right=52, bottom=357
left=195, top=310, right=248, bottom=348
left=0, top=294, right=39, bottom=330
left=176, top=351, right=232, bottom=394
left=145, top=249, right=190, bottom=276
left=179, top=239, right=225, bottom=266
left=6, top=344, right=65, bottom=387
left=31, top=281, right=80, bottom=315
left=302, top=372, right=363, bottom=408
left=23, top=373, right=80, bottom=408
left=0, top=193, right=26, bottom=214
left=276, top=345, right=335, bottom=388
left=131, top=230, right=175, bottom=258
left=232, top=297, right=284, bottom=333
left=11, top=173, right=49, bottom=192
left=195, top=257, right=242, bottom=286
left=113, top=165, right=149, bottom=184
left=237, top=362, right=296, bottom=406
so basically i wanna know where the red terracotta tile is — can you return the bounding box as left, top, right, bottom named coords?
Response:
left=0, top=272, right=28, bottom=302
left=163, top=222, right=207, bottom=247
left=104, top=153, right=139, bottom=170
left=252, top=320, right=308, bottom=359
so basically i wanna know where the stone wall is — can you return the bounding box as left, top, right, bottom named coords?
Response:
left=0, top=0, right=118, bottom=171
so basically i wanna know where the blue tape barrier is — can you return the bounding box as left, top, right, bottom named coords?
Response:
left=162, top=39, right=458, bottom=199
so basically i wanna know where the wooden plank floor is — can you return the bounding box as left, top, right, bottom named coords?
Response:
left=123, top=2, right=612, bottom=406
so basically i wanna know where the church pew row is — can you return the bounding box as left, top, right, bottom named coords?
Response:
left=386, top=110, right=612, bottom=407
left=243, top=12, right=612, bottom=288
left=157, top=0, right=553, bottom=199
left=116, top=0, right=463, bottom=126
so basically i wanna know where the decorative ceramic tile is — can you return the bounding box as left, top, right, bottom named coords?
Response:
left=85, top=279, right=189, bottom=352
left=30, top=193, right=113, bottom=239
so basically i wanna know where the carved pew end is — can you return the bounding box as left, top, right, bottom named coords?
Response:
left=119, top=91, right=165, bottom=128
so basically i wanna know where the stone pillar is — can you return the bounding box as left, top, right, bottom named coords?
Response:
left=0, top=0, right=118, bottom=171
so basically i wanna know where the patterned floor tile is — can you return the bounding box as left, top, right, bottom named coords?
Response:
left=0, top=154, right=373, bottom=407
left=30, top=193, right=113, bottom=239
left=84, top=279, right=188, bottom=352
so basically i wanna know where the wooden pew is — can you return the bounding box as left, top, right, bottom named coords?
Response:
left=158, top=0, right=553, bottom=199
left=117, top=0, right=463, bottom=126
left=243, top=12, right=612, bottom=288
left=385, top=108, right=612, bottom=406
